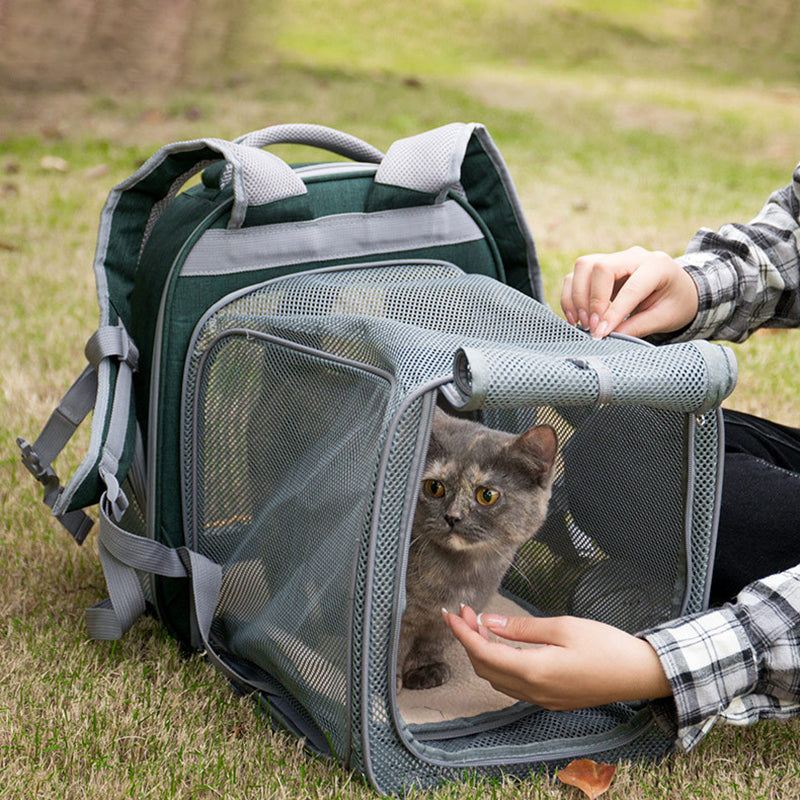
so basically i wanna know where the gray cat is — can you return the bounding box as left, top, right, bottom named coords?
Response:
left=398, top=407, right=558, bottom=690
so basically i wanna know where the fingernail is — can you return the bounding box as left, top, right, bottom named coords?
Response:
left=441, top=607, right=449, bottom=616
left=578, top=309, right=589, bottom=330
left=459, top=602, right=466, bottom=611
left=590, top=312, right=599, bottom=332
left=477, top=613, right=507, bottom=628
left=592, top=320, right=609, bottom=340
left=565, top=309, right=576, bottom=326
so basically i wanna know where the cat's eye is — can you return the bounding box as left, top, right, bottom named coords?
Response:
left=423, top=479, right=445, bottom=499
left=476, top=487, right=500, bottom=506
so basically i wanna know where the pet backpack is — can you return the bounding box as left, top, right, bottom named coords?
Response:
left=19, top=123, right=738, bottom=795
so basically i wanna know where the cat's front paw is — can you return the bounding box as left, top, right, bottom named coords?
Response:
left=402, top=661, right=451, bottom=690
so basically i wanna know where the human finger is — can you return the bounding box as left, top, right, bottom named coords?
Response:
left=560, top=272, right=577, bottom=326
left=445, top=610, right=497, bottom=653
left=569, top=249, right=648, bottom=332
left=476, top=613, right=569, bottom=647
left=596, top=258, right=670, bottom=336
left=569, top=254, right=606, bottom=330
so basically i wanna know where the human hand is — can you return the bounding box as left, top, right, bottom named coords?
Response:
left=442, top=606, right=672, bottom=711
left=561, top=246, right=699, bottom=339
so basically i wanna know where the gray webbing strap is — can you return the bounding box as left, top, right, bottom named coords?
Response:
left=17, top=365, right=97, bottom=544
left=18, top=323, right=143, bottom=542
left=86, top=496, right=210, bottom=639
left=84, top=324, right=139, bottom=372
left=87, top=499, right=290, bottom=706
left=568, top=356, right=616, bottom=405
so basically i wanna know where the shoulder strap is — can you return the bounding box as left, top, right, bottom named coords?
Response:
left=371, top=122, right=542, bottom=299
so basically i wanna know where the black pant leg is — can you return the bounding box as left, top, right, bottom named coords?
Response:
left=709, top=410, right=800, bottom=606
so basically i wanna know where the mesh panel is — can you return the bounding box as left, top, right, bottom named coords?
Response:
left=500, top=404, right=687, bottom=632
left=181, top=263, right=725, bottom=789
left=190, top=333, right=391, bottom=760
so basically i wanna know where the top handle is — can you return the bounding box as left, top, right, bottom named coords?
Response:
left=235, top=123, right=385, bottom=164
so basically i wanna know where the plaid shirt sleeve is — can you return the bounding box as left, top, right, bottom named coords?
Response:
left=668, top=164, right=800, bottom=343
left=639, top=566, right=800, bottom=750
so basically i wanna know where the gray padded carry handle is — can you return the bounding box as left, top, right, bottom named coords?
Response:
left=235, top=123, right=385, bottom=164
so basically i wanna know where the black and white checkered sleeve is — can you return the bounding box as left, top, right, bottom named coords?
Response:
left=669, top=165, right=800, bottom=343
left=640, top=566, right=800, bottom=750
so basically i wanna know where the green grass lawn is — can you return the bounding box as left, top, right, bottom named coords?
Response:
left=2, top=1, right=800, bottom=797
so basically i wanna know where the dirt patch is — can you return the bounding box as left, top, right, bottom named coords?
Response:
left=0, top=0, right=241, bottom=92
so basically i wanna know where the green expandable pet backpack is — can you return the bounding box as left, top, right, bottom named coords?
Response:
left=18, top=123, right=738, bottom=795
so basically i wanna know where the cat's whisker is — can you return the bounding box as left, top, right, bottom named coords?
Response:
left=486, top=541, right=535, bottom=592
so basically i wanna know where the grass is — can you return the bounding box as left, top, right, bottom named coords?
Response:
left=2, top=1, right=800, bottom=797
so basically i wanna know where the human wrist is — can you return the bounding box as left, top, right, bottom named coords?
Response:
left=631, top=637, right=673, bottom=700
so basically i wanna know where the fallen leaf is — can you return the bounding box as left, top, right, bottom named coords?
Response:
left=556, top=759, right=617, bottom=799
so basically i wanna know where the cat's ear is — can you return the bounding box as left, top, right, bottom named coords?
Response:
left=426, top=406, right=449, bottom=459
left=511, top=425, right=558, bottom=474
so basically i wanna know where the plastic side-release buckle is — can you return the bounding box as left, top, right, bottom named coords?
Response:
left=17, top=436, right=94, bottom=544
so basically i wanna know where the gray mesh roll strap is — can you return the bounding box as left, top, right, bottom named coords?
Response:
left=448, top=339, right=738, bottom=414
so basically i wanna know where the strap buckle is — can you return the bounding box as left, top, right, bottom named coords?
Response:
left=18, top=437, right=61, bottom=499
left=17, top=436, right=94, bottom=544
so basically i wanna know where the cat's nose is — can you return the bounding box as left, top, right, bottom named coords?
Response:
left=444, top=513, right=460, bottom=528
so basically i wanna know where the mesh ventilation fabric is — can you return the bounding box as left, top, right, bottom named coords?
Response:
left=181, top=263, right=724, bottom=792
left=375, top=123, right=472, bottom=195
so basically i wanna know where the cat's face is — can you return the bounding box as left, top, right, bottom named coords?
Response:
left=412, top=409, right=557, bottom=554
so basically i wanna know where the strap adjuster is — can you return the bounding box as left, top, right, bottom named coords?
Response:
left=84, top=324, right=140, bottom=372
left=17, top=437, right=60, bottom=496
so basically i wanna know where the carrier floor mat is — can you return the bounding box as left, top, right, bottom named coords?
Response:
left=397, top=594, right=537, bottom=725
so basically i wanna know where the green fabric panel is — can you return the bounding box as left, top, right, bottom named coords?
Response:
left=130, top=189, right=230, bottom=440
left=460, top=138, right=536, bottom=298
left=105, top=146, right=224, bottom=330
left=364, top=182, right=437, bottom=212
left=242, top=194, right=314, bottom=227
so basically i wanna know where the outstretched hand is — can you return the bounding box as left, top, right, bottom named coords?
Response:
left=561, top=246, right=699, bottom=339
left=442, top=606, right=672, bottom=711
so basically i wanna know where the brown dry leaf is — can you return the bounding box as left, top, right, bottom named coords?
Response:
left=556, top=759, right=617, bottom=799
